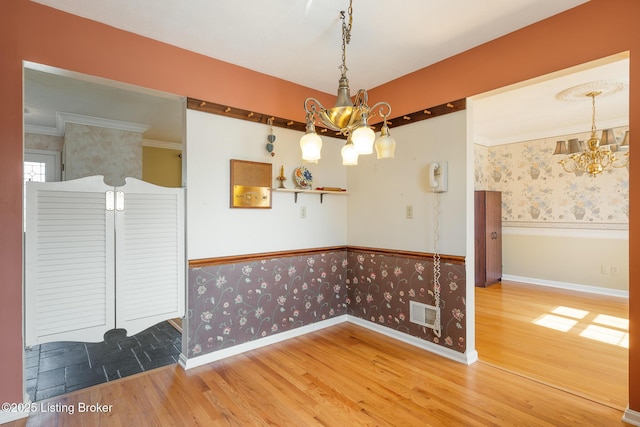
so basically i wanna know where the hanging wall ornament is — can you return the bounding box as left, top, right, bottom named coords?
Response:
left=266, top=117, right=276, bottom=157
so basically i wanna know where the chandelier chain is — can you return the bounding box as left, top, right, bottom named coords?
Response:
left=339, top=0, right=353, bottom=78
left=590, top=92, right=598, bottom=137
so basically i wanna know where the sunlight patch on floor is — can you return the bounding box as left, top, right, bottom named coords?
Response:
left=593, top=314, right=628, bottom=330
left=552, top=306, right=588, bottom=319
left=580, top=325, right=629, bottom=348
left=532, top=306, right=628, bottom=348
left=532, top=314, right=577, bottom=332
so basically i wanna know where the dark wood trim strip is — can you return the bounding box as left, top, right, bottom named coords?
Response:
left=385, top=99, right=466, bottom=129
left=189, top=245, right=465, bottom=268
left=187, top=97, right=333, bottom=136
left=347, top=246, right=465, bottom=265
left=189, top=246, right=348, bottom=267
left=186, top=97, right=466, bottom=136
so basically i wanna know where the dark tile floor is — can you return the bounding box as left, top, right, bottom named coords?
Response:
left=25, top=321, right=182, bottom=402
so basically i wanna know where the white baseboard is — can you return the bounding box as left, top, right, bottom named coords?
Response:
left=346, top=315, right=478, bottom=365
left=180, top=314, right=476, bottom=370
left=0, top=389, right=34, bottom=423
left=181, top=315, right=348, bottom=370
left=502, top=274, right=629, bottom=298
left=623, top=406, right=640, bottom=426
left=0, top=408, right=29, bottom=424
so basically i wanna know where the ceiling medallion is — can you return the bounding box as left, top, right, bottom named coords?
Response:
left=556, top=80, right=626, bottom=102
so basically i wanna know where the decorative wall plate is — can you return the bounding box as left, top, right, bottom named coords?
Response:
left=293, top=166, right=313, bottom=189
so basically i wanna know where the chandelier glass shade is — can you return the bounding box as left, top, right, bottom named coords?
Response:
left=341, top=136, right=359, bottom=166
left=300, top=0, right=395, bottom=165
left=553, top=91, right=629, bottom=176
left=300, top=119, right=323, bottom=163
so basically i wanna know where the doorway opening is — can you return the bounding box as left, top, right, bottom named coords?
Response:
left=23, top=62, right=186, bottom=401
left=471, top=52, right=630, bottom=409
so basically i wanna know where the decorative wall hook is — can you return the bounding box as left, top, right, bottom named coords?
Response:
left=266, top=117, right=276, bottom=157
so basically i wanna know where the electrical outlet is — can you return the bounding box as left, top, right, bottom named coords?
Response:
left=601, top=264, right=610, bottom=275
left=406, top=205, right=413, bottom=219
left=611, top=265, right=620, bottom=275
left=300, top=206, right=307, bottom=219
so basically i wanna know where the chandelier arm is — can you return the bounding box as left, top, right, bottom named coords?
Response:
left=611, top=152, right=630, bottom=169
left=369, top=101, right=392, bottom=121
left=352, top=89, right=368, bottom=109
left=600, top=151, right=612, bottom=168
left=302, top=97, right=324, bottom=134
left=303, top=97, right=324, bottom=116
left=576, top=153, right=589, bottom=171
left=559, top=159, right=577, bottom=174
left=567, top=154, right=585, bottom=173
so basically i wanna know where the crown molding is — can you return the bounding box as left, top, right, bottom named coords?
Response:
left=24, top=124, right=63, bottom=137
left=55, top=112, right=149, bottom=135
left=143, top=138, right=183, bottom=150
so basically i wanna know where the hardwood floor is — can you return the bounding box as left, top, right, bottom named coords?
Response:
left=4, top=322, right=627, bottom=426
left=476, top=280, right=629, bottom=411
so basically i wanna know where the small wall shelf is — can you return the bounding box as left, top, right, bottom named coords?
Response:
left=273, top=188, right=348, bottom=203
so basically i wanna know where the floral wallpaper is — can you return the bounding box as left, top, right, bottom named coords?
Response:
left=475, top=143, right=490, bottom=189
left=188, top=248, right=468, bottom=359
left=188, top=250, right=349, bottom=357
left=474, top=126, right=629, bottom=226
left=25, top=133, right=64, bottom=152
left=64, top=123, right=143, bottom=186
left=346, top=250, right=467, bottom=352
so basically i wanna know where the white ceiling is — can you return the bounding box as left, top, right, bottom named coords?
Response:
left=24, top=63, right=185, bottom=143
left=473, top=54, right=629, bottom=146
left=31, top=0, right=590, bottom=93
left=25, top=0, right=629, bottom=146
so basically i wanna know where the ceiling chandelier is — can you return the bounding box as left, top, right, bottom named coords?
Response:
left=300, top=0, right=396, bottom=165
left=553, top=88, right=629, bottom=176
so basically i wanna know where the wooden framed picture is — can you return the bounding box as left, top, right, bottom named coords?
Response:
left=230, top=159, right=272, bottom=208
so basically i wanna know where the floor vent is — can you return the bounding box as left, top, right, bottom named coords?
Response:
left=410, top=300, right=439, bottom=330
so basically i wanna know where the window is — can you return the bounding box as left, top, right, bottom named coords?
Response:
left=24, top=161, right=47, bottom=183
left=24, top=149, right=61, bottom=183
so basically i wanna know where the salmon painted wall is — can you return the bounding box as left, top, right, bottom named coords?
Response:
left=0, top=0, right=332, bottom=408
left=1, top=0, right=638, bottom=412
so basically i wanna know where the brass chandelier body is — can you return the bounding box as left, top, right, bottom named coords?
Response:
left=555, top=91, right=629, bottom=176
left=300, top=0, right=396, bottom=165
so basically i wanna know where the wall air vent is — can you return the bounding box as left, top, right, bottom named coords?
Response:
left=409, top=300, right=440, bottom=330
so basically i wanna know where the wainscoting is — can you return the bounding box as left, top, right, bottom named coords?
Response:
left=185, top=246, right=468, bottom=366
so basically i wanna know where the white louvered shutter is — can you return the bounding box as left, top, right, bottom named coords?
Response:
left=25, top=176, right=115, bottom=345
left=115, top=178, right=185, bottom=336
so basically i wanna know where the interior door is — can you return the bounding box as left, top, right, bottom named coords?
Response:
left=25, top=176, right=185, bottom=345
left=25, top=176, right=115, bottom=345
left=485, top=191, right=502, bottom=285
left=115, top=178, right=185, bottom=336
